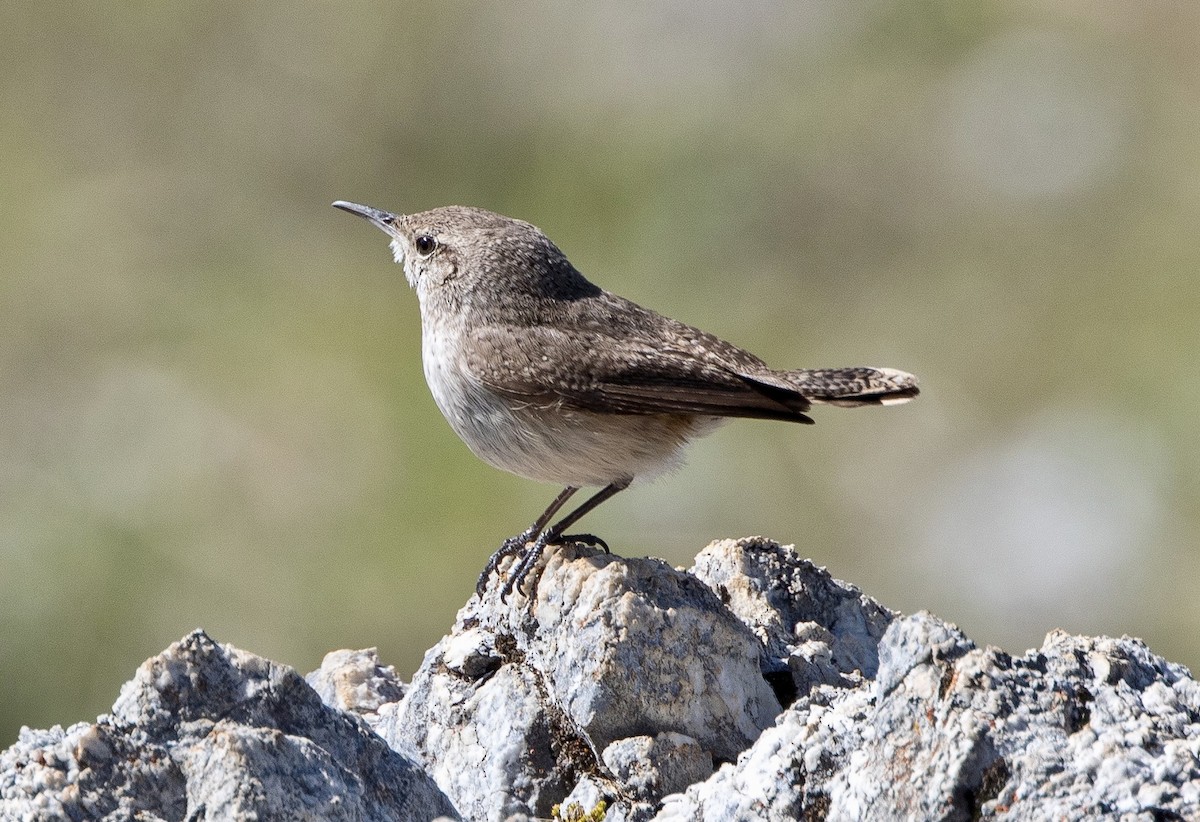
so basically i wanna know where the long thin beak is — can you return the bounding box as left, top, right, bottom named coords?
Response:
left=332, top=200, right=402, bottom=235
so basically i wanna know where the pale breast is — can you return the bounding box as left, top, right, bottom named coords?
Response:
left=420, top=320, right=724, bottom=487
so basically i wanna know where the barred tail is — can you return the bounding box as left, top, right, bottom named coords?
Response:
left=781, top=366, right=919, bottom=407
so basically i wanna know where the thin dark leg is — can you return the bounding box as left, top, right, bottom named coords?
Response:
left=544, top=480, right=630, bottom=541
left=501, top=480, right=631, bottom=600
left=476, top=486, right=579, bottom=596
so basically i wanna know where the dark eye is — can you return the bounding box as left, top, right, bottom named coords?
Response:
left=414, top=234, right=438, bottom=256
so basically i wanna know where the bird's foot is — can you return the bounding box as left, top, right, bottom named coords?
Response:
left=497, top=531, right=615, bottom=602
left=481, top=529, right=613, bottom=601
left=476, top=527, right=538, bottom=598
left=499, top=531, right=557, bottom=602
left=559, top=533, right=610, bottom=554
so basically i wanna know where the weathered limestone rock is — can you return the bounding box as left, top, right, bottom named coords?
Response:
left=370, top=544, right=781, bottom=819
left=3, top=537, right=1198, bottom=821
left=657, top=610, right=1200, bottom=820
left=0, top=632, right=457, bottom=821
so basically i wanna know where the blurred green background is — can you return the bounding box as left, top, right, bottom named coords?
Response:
left=3, top=2, right=1199, bottom=744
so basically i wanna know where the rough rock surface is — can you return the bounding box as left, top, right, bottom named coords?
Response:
left=369, top=544, right=781, bottom=820
left=0, top=632, right=456, bottom=821
left=3, top=537, right=1199, bottom=821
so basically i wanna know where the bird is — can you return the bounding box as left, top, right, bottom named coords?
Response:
left=333, top=201, right=918, bottom=599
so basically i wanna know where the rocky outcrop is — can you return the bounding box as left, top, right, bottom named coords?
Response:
left=3, top=538, right=1198, bottom=820
left=0, top=632, right=456, bottom=821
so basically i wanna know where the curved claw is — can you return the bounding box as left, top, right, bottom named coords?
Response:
left=481, top=522, right=616, bottom=601
left=560, top=533, right=610, bottom=554
left=500, top=533, right=550, bottom=602
left=497, top=531, right=616, bottom=602
left=476, top=528, right=538, bottom=598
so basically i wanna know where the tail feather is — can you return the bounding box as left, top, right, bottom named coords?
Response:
left=782, top=366, right=919, bottom=407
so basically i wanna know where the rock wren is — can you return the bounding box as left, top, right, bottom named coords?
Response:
left=333, top=201, right=919, bottom=598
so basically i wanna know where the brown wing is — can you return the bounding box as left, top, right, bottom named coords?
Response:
left=463, top=317, right=815, bottom=424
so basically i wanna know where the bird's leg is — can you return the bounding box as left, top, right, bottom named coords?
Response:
left=500, top=480, right=630, bottom=601
left=477, top=486, right=579, bottom=596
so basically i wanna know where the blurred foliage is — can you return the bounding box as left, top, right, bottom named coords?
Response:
left=3, top=1, right=1199, bottom=744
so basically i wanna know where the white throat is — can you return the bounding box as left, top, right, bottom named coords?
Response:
left=390, top=239, right=419, bottom=289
